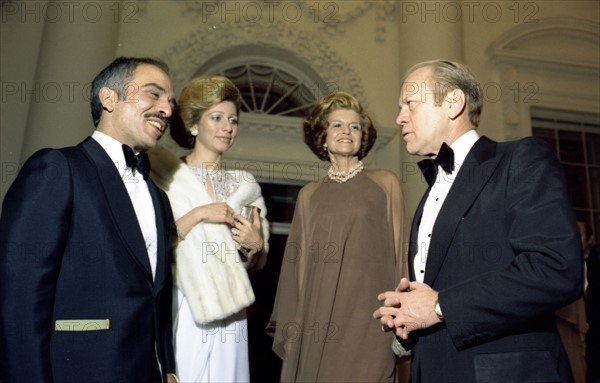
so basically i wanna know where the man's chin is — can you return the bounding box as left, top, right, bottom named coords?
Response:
left=405, top=146, right=419, bottom=156
left=145, top=135, right=163, bottom=149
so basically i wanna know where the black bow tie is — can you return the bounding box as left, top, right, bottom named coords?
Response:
left=122, top=145, right=150, bottom=180
left=418, top=142, right=455, bottom=187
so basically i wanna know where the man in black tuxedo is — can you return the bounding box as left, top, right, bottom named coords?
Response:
left=0, top=57, right=179, bottom=382
left=374, top=59, right=583, bottom=382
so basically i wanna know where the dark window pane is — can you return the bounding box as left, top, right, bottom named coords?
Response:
left=594, top=213, right=600, bottom=240
left=562, top=164, right=589, bottom=209
left=590, top=167, right=600, bottom=210
left=259, top=183, right=301, bottom=223
left=531, top=108, right=600, bottom=238
left=586, top=133, right=600, bottom=166
left=558, top=130, right=584, bottom=163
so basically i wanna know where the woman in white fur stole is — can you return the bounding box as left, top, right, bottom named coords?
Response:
left=149, top=76, right=269, bottom=383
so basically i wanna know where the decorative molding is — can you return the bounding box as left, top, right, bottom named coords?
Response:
left=177, top=0, right=399, bottom=42
left=163, top=20, right=366, bottom=106
left=488, top=17, right=600, bottom=139
left=297, top=0, right=400, bottom=42
left=221, top=155, right=329, bottom=184
left=238, top=113, right=304, bottom=136
left=498, top=64, right=521, bottom=139
left=238, top=112, right=397, bottom=148
left=488, top=17, right=600, bottom=75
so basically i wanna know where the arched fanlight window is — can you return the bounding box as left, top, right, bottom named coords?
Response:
left=195, top=46, right=329, bottom=118
left=216, top=64, right=319, bottom=117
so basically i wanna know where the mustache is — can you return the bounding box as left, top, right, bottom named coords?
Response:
left=144, top=113, right=169, bottom=126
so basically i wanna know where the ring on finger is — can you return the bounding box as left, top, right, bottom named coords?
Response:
left=232, top=228, right=240, bottom=236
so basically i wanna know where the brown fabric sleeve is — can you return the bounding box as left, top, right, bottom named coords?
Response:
left=267, top=181, right=318, bottom=359
left=366, top=170, right=411, bottom=284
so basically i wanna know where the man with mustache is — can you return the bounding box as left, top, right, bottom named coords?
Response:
left=0, top=57, right=179, bottom=383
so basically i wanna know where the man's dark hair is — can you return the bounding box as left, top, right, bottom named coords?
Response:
left=90, top=57, right=170, bottom=127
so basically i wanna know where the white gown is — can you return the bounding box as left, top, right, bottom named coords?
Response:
left=174, top=288, right=250, bottom=382
left=148, top=148, right=269, bottom=383
left=168, top=165, right=268, bottom=383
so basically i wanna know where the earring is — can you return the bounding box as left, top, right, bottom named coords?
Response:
left=190, top=127, right=198, bottom=136
left=323, top=143, right=328, bottom=153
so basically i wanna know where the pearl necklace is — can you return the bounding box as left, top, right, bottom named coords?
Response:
left=327, top=161, right=364, bottom=183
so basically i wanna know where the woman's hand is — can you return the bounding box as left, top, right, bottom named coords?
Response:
left=231, top=208, right=266, bottom=270
left=231, top=208, right=264, bottom=253
left=175, top=203, right=235, bottom=242
left=197, top=202, right=236, bottom=225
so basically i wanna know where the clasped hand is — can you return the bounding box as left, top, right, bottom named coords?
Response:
left=231, top=207, right=263, bottom=254
left=201, top=202, right=263, bottom=252
left=188, top=203, right=264, bottom=269
left=373, top=278, right=441, bottom=339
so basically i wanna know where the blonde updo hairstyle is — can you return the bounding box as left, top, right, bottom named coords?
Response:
left=170, top=76, right=242, bottom=149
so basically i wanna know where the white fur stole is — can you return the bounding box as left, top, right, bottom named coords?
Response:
left=149, top=146, right=258, bottom=324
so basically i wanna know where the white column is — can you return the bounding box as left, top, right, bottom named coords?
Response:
left=396, top=0, right=466, bottom=213
left=397, top=0, right=466, bottom=65
left=20, top=0, right=122, bottom=161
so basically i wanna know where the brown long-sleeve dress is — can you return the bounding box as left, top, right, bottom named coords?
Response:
left=268, top=169, right=410, bottom=382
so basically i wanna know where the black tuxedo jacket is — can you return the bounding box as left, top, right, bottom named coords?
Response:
left=0, top=137, right=175, bottom=382
left=407, top=136, right=583, bottom=383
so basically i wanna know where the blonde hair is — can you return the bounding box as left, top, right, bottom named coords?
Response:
left=170, top=76, right=242, bottom=149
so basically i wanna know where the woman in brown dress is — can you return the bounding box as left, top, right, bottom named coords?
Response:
left=268, top=91, right=410, bottom=382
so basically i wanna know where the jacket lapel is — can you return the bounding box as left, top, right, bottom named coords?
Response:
left=409, top=188, right=431, bottom=281
left=147, top=179, right=170, bottom=289
left=423, top=136, right=503, bottom=286
left=80, top=138, right=153, bottom=280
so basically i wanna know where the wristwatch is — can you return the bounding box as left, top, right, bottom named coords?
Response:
left=434, top=298, right=444, bottom=321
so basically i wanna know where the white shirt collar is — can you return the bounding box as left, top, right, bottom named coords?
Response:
left=449, top=129, right=480, bottom=174
left=91, top=132, right=157, bottom=279
left=91, top=130, right=127, bottom=173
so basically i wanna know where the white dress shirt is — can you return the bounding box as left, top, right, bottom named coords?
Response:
left=92, top=131, right=157, bottom=280
left=414, top=130, right=481, bottom=283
